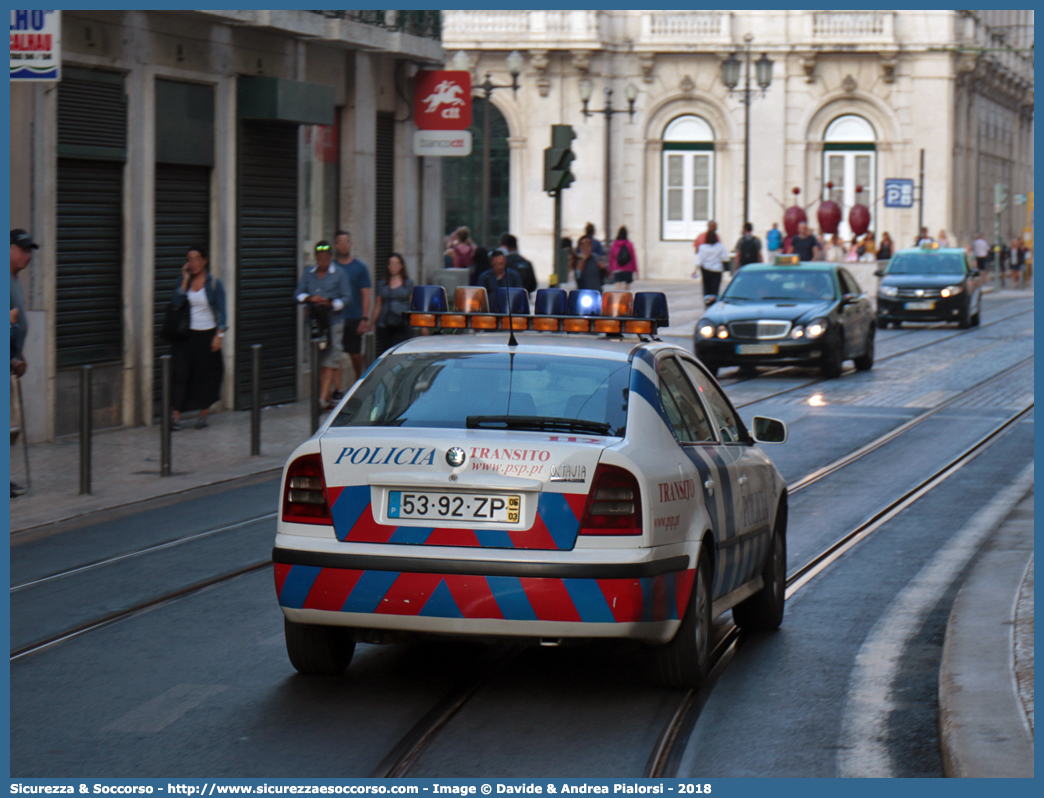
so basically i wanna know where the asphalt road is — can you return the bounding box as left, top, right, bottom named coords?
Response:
left=10, top=293, right=1033, bottom=777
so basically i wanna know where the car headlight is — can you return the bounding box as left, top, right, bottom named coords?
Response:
left=940, top=285, right=963, bottom=298
left=806, top=319, right=827, bottom=338
left=697, top=321, right=715, bottom=339
left=878, top=284, right=898, bottom=298
left=716, top=325, right=729, bottom=339
left=789, top=325, right=804, bottom=339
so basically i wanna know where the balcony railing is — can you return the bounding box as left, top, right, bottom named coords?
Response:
left=810, top=11, right=893, bottom=40
left=310, top=10, right=441, bottom=40
left=442, top=10, right=601, bottom=44
left=644, top=12, right=727, bottom=40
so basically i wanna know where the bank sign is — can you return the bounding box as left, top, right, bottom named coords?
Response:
left=413, top=69, right=472, bottom=157
left=10, top=9, right=60, bottom=81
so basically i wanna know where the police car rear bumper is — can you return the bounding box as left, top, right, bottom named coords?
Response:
left=273, top=544, right=692, bottom=643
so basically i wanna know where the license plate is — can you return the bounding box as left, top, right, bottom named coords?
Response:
left=736, top=344, right=779, bottom=355
left=905, top=301, right=935, bottom=310
left=387, top=491, right=521, bottom=524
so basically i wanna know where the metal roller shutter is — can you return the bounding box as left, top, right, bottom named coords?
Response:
left=153, top=163, right=211, bottom=418
left=55, top=159, right=124, bottom=367
left=236, top=120, right=299, bottom=409
left=374, top=112, right=395, bottom=283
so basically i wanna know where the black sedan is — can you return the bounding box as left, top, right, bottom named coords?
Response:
left=875, top=246, right=982, bottom=328
left=694, top=260, right=876, bottom=378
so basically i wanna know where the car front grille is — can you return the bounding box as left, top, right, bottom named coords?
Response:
left=896, top=287, right=943, bottom=299
left=728, top=320, right=792, bottom=339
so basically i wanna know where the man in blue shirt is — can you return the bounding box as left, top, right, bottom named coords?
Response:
left=334, top=230, right=372, bottom=387
left=478, top=250, right=523, bottom=295
left=294, top=241, right=351, bottom=408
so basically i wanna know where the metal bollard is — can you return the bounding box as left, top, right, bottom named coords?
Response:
left=310, top=337, right=321, bottom=435
left=79, top=364, right=92, bottom=495
left=363, top=330, right=376, bottom=368
left=251, top=344, right=262, bottom=456
left=160, top=354, right=172, bottom=477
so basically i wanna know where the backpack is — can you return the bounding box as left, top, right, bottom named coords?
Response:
left=738, top=236, right=761, bottom=265
left=767, top=228, right=782, bottom=251
left=616, top=243, right=632, bottom=267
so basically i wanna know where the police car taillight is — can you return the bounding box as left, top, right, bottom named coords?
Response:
left=282, top=453, right=332, bottom=525
left=579, top=464, right=642, bottom=536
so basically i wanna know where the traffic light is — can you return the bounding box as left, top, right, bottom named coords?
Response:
left=994, top=183, right=1008, bottom=212
left=544, top=124, right=576, bottom=193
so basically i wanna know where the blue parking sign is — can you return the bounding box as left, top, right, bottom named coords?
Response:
left=884, top=179, right=915, bottom=208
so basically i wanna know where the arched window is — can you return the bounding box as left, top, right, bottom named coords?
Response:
left=442, top=101, right=509, bottom=250
left=662, top=115, right=715, bottom=241
left=823, top=114, right=876, bottom=240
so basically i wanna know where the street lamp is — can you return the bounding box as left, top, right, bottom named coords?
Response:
left=721, top=34, right=773, bottom=228
left=463, top=50, right=524, bottom=249
left=578, top=80, right=638, bottom=252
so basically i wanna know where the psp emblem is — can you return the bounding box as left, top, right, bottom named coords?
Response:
left=446, top=447, right=466, bottom=467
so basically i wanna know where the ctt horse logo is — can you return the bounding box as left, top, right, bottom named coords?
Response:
left=422, top=80, right=465, bottom=117
left=414, top=70, right=472, bottom=130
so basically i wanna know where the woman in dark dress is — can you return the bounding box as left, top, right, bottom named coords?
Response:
left=170, top=245, right=226, bottom=430
left=371, top=253, right=416, bottom=354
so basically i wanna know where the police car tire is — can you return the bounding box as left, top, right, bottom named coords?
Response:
left=651, top=551, right=712, bottom=689
left=284, top=618, right=356, bottom=675
left=820, top=339, right=844, bottom=378
left=732, top=522, right=786, bottom=631
left=891, top=321, right=902, bottom=329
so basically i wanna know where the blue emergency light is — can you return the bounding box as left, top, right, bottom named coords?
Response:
left=410, top=285, right=448, bottom=312
left=534, top=288, right=568, bottom=316
left=492, top=287, right=531, bottom=315
left=567, top=290, right=602, bottom=316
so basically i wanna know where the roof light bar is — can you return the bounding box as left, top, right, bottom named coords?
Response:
left=774, top=255, right=800, bottom=265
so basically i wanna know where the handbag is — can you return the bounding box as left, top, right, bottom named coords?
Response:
left=161, top=300, right=191, bottom=342
left=616, top=244, right=632, bottom=267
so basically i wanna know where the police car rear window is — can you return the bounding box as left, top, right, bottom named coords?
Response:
left=332, top=352, right=629, bottom=435
left=722, top=269, right=837, bottom=302
left=887, top=253, right=966, bottom=275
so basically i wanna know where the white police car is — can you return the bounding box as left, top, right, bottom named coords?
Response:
left=274, top=285, right=789, bottom=687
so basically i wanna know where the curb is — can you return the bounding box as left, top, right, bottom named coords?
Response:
left=938, top=487, right=1035, bottom=778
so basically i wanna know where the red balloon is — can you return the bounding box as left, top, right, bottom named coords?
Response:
left=818, top=200, right=842, bottom=235
left=784, top=205, right=807, bottom=238
left=849, top=204, right=870, bottom=237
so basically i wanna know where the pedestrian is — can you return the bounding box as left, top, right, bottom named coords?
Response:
left=294, top=240, right=350, bottom=409
left=446, top=227, right=475, bottom=270
left=1010, top=238, right=1025, bottom=289
left=791, top=221, right=821, bottom=261
left=582, top=222, right=607, bottom=266
left=693, top=220, right=718, bottom=254
left=608, top=226, right=638, bottom=289
left=469, top=246, right=490, bottom=288
left=972, top=233, right=990, bottom=273
left=845, top=236, right=860, bottom=262
left=766, top=222, right=783, bottom=261
left=824, top=234, right=846, bottom=263
left=478, top=249, right=524, bottom=295
left=733, top=222, right=763, bottom=270
left=937, top=229, right=950, bottom=248
left=170, top=245, right=227, bottom=430
left=556, top=236, right=576, bottom=287
left=333, top=230, right=372, bottom=387
left=10, top=229, right=36, bottom=498
left=572, top=236, right=604, bottom=291
left=500, top=233, right=537, bottom=293
left=877, top=232, right=894, bottom=261
left=859, top=232, right=877, bottom=262
left=916, top=226, right=934, bottom=246
left=372, top=253, right=416, bottom=353
left=693, top=229, right=728, bottom=298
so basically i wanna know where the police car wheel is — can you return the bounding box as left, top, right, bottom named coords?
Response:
left=890, top=320, right=902, bottom=329
left=732, top=521, right=786, bottom=631
left=958, top=304, right=972, bottom=329
left=651, top=551, right=712, bottom=689
left=284, top=617, right=356, bottom=675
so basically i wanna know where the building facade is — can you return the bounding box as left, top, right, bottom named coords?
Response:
left=442, top=10, right=1033, bottom=279
left=10, top=10, right=445, bottom=441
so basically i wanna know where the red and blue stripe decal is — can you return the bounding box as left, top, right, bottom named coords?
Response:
left=325, top=486, right=587, bottom=551
left=275, top=564, right=695, bottom=624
